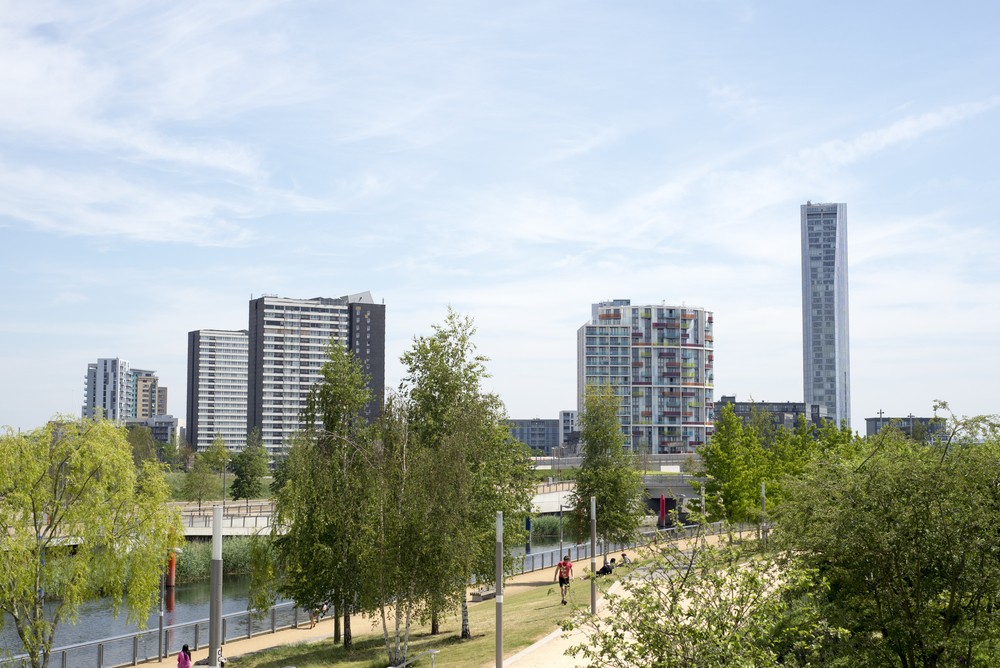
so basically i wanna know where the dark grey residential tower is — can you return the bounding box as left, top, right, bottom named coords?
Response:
left=801, top=202, right=851, bottom=428
left=247, top=292, right=385, bottom=453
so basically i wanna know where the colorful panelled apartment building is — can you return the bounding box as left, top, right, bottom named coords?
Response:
left=577, top=299, right=714, bottom=454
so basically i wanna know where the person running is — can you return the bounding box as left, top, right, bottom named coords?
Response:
left=553, top=555, right=574, bottom=605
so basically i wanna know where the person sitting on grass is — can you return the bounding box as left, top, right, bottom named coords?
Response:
left=597, top=560, right=614, bottom=576
left=620, top=552, right=632, bottom=565
left=554, top=555, right=573, bottom=605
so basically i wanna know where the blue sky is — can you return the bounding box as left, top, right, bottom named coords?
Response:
left=2, top=0, right=998, bottom=431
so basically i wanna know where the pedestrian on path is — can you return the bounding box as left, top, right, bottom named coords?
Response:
left=554, top=555, right=573, bottom=605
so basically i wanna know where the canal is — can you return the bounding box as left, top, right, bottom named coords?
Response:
left=1, top=536, right=568, bottom=666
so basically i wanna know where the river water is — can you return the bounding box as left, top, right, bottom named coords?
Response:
left=1, top=536, right=568, bottom=666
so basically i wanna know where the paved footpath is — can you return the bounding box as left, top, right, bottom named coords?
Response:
left=186, top=534, right=725, bottom=668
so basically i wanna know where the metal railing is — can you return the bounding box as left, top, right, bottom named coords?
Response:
left=396, top=649, right=440, bottom=668
left=2, top=602, right=301, bottom=668
left=513, top=521, right=728, bottom=575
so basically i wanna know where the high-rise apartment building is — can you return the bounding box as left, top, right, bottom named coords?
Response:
left=559, top=410, right=577, bottom=444
left=577, top=300, right=714, bottom=453
left=131, top=370, right=158, bottom=419
left=186, top=330, right=249, bottom=452
left=156, top=386, right=168, bottom=416
left=247, top=292, right=385, bottom=453
left=83, top=358, right=131, bottom=421
left=801, top=202, right=851, bottom=428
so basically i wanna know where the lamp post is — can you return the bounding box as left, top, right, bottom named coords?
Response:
left=558, top=504, right=564, bottom=560
left=221, top=457, right=231, bottom=514
left=590, top=496, right=597, bottom=616
left=159, top=547, right=183, bottom=662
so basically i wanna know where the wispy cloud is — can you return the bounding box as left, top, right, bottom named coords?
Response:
left=801, top=98, right=1000, bottom=167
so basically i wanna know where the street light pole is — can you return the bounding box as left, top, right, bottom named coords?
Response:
left=590, top=496, right=597, bottom=616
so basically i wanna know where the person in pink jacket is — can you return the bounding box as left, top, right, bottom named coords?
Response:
left=177, top=645, right=192, bottom=668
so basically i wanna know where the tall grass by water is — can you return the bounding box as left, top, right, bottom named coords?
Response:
left=175, top=536, right=256, bottom=582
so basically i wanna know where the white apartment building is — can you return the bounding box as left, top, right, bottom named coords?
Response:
left=801, top=202, right=851, bottom=428
left=186, top=329, right=249, bottom=452
left=83, top=358, right=131, bottom=422
left=247, top=293, right=385, bottom=454
left=577, top=300, right=714, bottom=454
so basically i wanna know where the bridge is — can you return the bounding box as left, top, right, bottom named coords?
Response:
left=175, top=482, right=582, bottom=538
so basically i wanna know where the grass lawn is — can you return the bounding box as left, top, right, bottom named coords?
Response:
left=230, top=574, right=620, bottom=668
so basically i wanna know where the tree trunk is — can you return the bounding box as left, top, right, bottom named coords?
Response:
left=461, top=597, right=470, bottom=639
left=430, top=609, right=439, bottom=635
left=334, top=600, right=341, bottom=643
left=343, top=604, right=352, bottom=650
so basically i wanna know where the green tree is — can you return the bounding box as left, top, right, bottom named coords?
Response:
left=125, top=425, right=157, bottom=467
left=399, top=308, right=533, bottom=638
left=778, top=416, right=1000, bottom=667
left=0, top=417, right=178, bottom=668
left=565, top=524, right=843, bottom=668
left=695, top=404, right=858, bottom=524
left=231, top=427, right=268, bottom=510
left=183, top=454, right=219, bottom=511
left=161, top=431, right=181, bottom=471
left=251, top=343, right=372, bottom=651
left=570, top=384, right=645, bottom=555
left=203, top=433, right=230, bottom=499
left=270, top=453, right=290, bottom=496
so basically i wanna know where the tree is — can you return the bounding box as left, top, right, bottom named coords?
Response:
left=399, top=308, right=533, bottom=639
left=231, top=428, right=268, bottom=510
left=125, top=425, right=157, bottom=467
left=251, top=343, right=372, bottom=652
left=203, top=433, right=230, bottom=499
left=778, top=417, right=1000, bottom=667
left=694, top=404, right=858, bottom=523
left=570, top=384, right=645, bottom=555
left=161, top=431, right=181, bottom=471
left=183, top=454, right=219, bottom=511
left=565, top=524, right=842, bottom=668
left=0, top=417, right=178, bottom=668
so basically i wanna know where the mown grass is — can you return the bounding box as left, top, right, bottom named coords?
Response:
left=229, top=572, right=622, bottom=668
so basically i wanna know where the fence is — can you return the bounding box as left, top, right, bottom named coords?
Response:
left=6, top=521, right=743, bottom=668
left=2, top=602, right=301, bottom=668
left=512, top=521, right=728, bottom=575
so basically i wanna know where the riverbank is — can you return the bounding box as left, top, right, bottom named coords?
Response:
left=175, top=536, right=255, bottom=583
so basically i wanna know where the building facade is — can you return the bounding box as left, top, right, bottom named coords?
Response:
left=577, top=300, right=714, bottom=454
left=247, top=292, right=385, bottom=454
left=865, top=415, right=945, bottom=440
left=714, top=395, right=828, bottom=430
left=186, top=329, right=249, bottom=452
left=559, top=410, right=577, bottom=443
left=801, top=202, right=851, bottom=428
left=507, top=418, right=560, bottom=455
left=83, top=358, right=131, bottom=421
left=156, top=386, right=168, bottom=416
left=131, top=370, right=158, bottom=419
left=126, top=415, right=180, bottom=445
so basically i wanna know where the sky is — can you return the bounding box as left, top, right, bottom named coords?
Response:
left=2, top=0, right=999, bottom=432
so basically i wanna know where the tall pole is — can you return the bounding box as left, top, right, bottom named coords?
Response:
left=761, top=482, right=766, bottom=550
left=590, top=496, right=597, bottom=616
left=496, top=511, right=503, bottom=668
left=558, top=505, right=564, bottom=560
left=209, top=506, right=223, bottom=667
left=158, top=569, right=164, bottom=661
